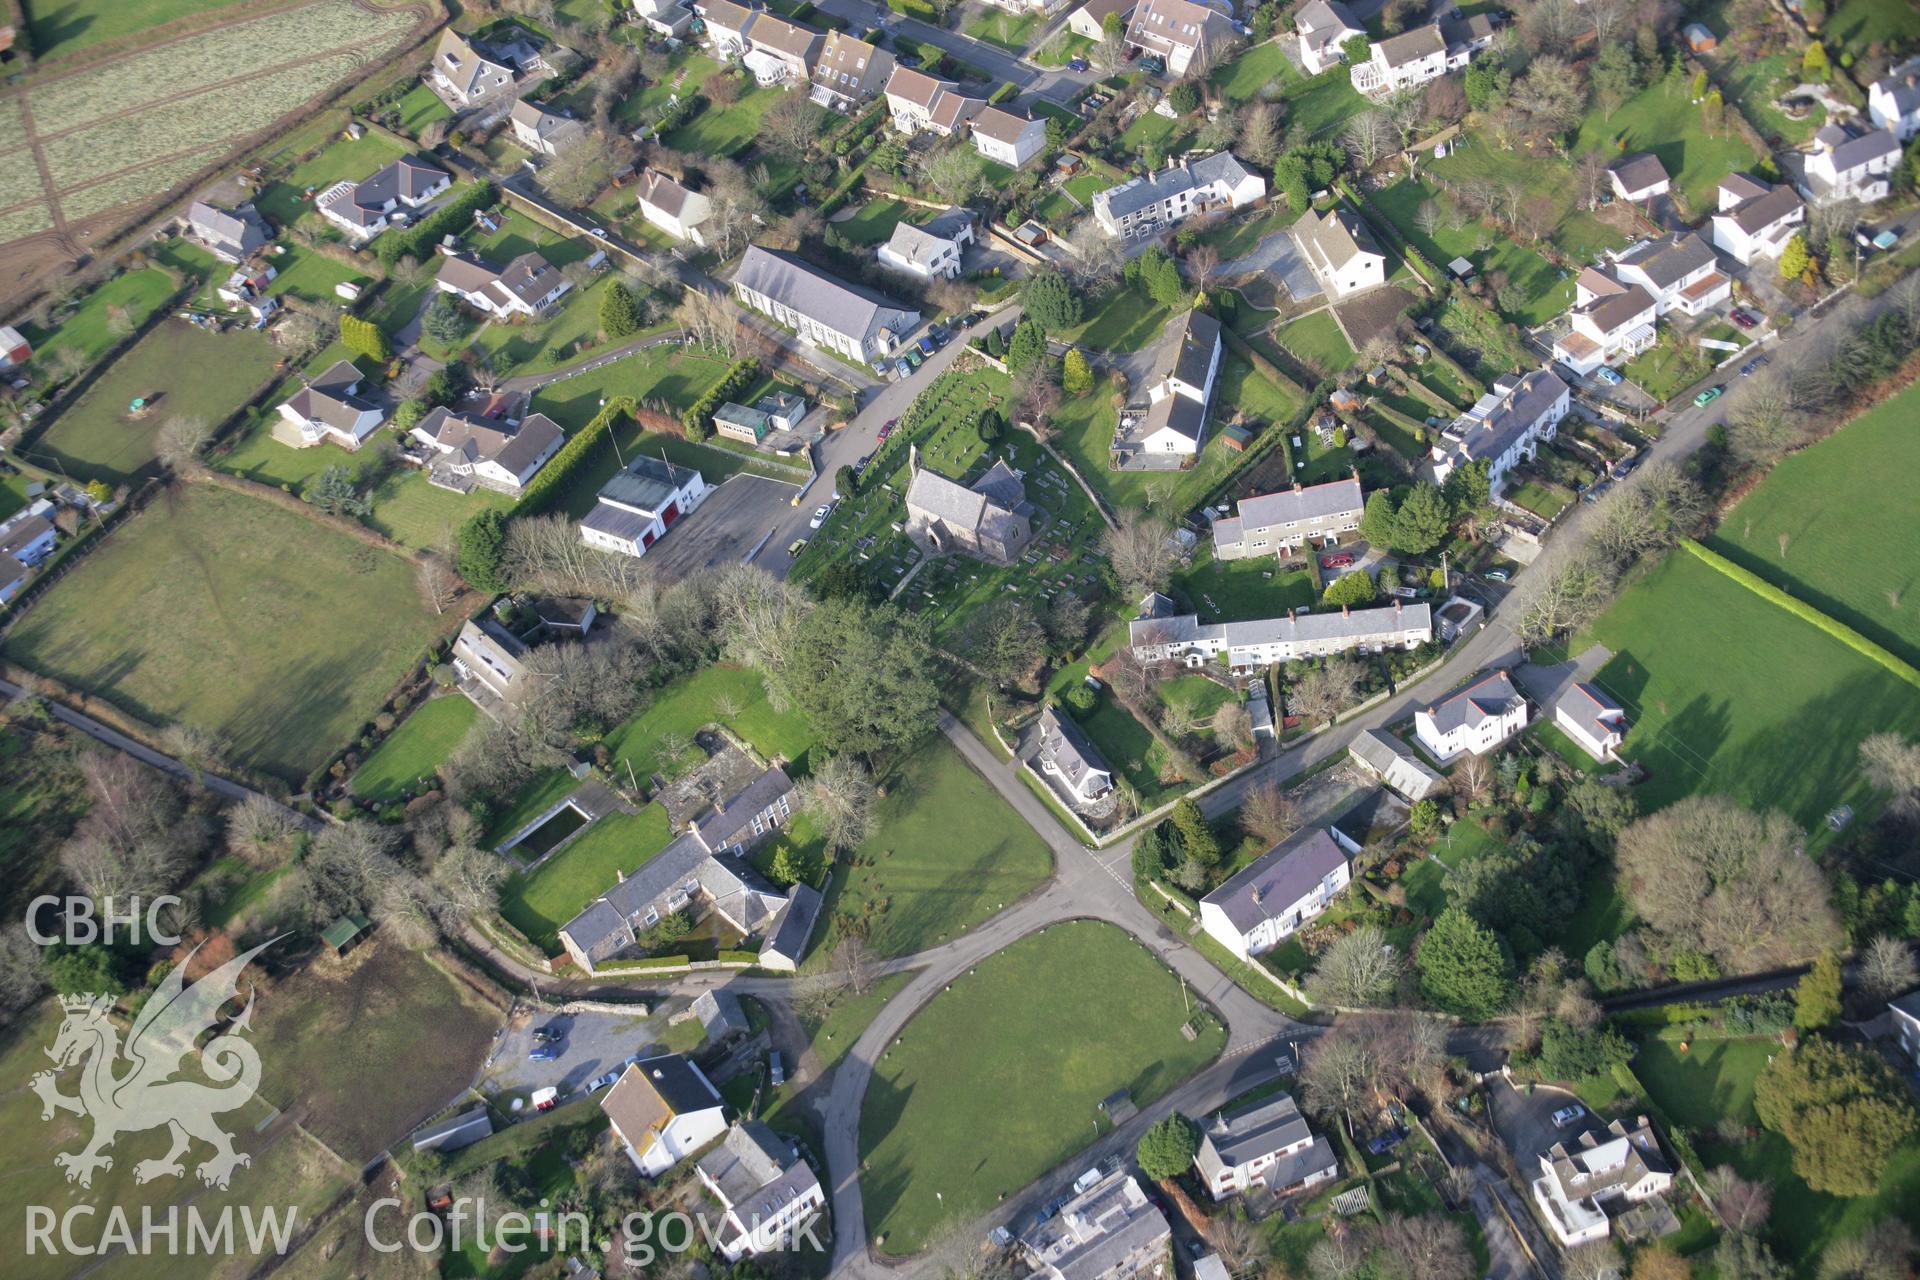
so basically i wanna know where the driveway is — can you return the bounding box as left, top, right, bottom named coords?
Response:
left=1487, top=1075, right=1599, bottom=1171
left=645, top=474, right=805, bottom=580
left=1224, top=229, right=1322, bottom=302
left=480, top=1007, right=657, bottom=1100
left=1510, top=643, right=1612, bottom=715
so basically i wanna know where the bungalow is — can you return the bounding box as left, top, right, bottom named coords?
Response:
left=272, top=359, right=384, bottom=450
left=1130, top=600, right=1432, bottom=671
left=1068, top=0, right=1137, bottom=41
left=1551, top=269, right=1657, bottom=378
left=1428, top=367, right=1572, bottom=493
left=810, top=30, right=894, bottom=111
left=632, top=0, right=694, bottom=37
left=1293, top=206, right=1387, bottom=298
left=451, top=618, right=532, bottom=710
left=1533, top=1117, right=1674, bottom=1248
left=184, top=200, right=272, bottom=262
left=1869, top=68, right=1920, bottom=140
left=882, top=66, right=983, bottom=137
left=579, top=455, right=709, bottom=559
left=427, top=29, right=517, bottom=110
left=1091, top=151, right=1265, bottom=238
left=1798, top=122, right=1901, bottom=205
left=315, top=155, right=451, bottom=242
left=1021, top=1173, right=1170, bottom=1280
left=1294, top=0, right=1364, bottom=75
left=411, top=406, right=565, bottom=495
left=1194, top=1092, right=1339, bottom=1200
left=1607, top=153, right=1670, bottom=203
left=1709, top=174, right=1804, bottom=267
left=1123, top=0, right=1234, bottom=77
left=1609, top=233, right=1730, bottom=318
left=602, top=1055, right=728, bottom=1176
left=877, top=207, right=975, bottom=282
left=1553, top=681, right=1628, bottom=762
left=1348, top=15, right=1494, bottom=98
left=731, top=245, right=920, bottom=364
left=1199, top=828, right=1353, bottom=960
left=509, top=100, right=586, bottom=156
left=1413, top=670, right=1528, bottom=762
left=411, top=1106, right=494, bottom=1154
left=1347, top=728, right=1445, bottom=801
left=636, top=170, right=713, bottom=246
left=696, top=1122, right=827, bottom=1261
left=971, top=106, right=1048, bottom=170
left=1033, top=706, right=1115, bottom=807
left=1211, top=474, right=1364, bottom=561
left=434, top=250, right=573, bottom=318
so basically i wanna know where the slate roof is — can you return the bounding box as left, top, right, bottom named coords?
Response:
left=692, top=989, right=750, bottom=1040
left=1872, top=71, right=1920, bottom=117
left=1719, top=172, right=1771, bottom=205
left=1438, top=12, right=1494, bottom=46
left=883, top=219, right=963, bottom=268
left=1574, top=280, right=1656, bottom=335
left=698, top=1121, right=819, bottom=1214
left=1348, top=728, right=1444, bottom=796
left=321, top=156, right=449, bottom=228
left=638, top=170, right=707, bottom=223
left=1201, top=828, right=1348, bottom=932
left=1150, top=308, right=1222, bottom=391
left=972, top=105, right=1038, bottom=146
left=510, top=99, right=582, bottom=147
left=1295, top=206, right=1383, bottom=274
left=1023, top=1174, right=1170, bottom=1280
left=1095, top=151, right=1257, bottom=222
left=692, top=765, right=796, bottom=850
left=1295, top=0, right=1360, bottom=53
left=1140, top=389, right=1209, bottom=442
left=1556, top=681, right=1624, bottom=743
left=1194, top=1093, right=1337, bottom=1191
left=412, top=1105, right=493, bottom=1152
left=1036, top=706, right=1112, bottom=792
left=1440, top=367, right=1569, bottom=467
left=1544, top=1116, right=1671, bottom=1201
left=905, top=458, right=1025, bottom=542
left=1129, top=0, right=1230, bottom=50
left=186, top=201, right=270, bottom=257
left=1133, top=601, right=1430, bottom=656
left=1608, top=152, right=1670, bottom=194
left=438, top=250, right=566, bottom=311
left=1815, top=122, right=1900, bottom=172
left=1718, top=181, right=1801, bottom=234
left=1233, top=475, right=1364, bottom=533
left=602, top=1055, right=721, bottom=1141
left=732, top=245, right=915, bottom=343
left=762, top=883, right=822, bottom=966
left=1615, top=233, right=1717, bottom=291
left=417, top=407, right=564, bottom=476
left=281, top=359, right=378, bottom=434
left=1375, top=23, right=1445, bottom=67
left=1422, top=670, right=1524, bottom=734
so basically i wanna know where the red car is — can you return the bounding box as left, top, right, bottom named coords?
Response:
left=1730, top=310, right=1757, bottom=331
left=1321, top=554, right=1355, bottom=569
left=878, top=418, right=897, bottom=440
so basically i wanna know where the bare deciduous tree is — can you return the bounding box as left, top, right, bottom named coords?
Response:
left=1373, top=1213, right=1475, bottom=1280
left=1706, top=1165, right=1773, bottom=1234
left=1859, top=732, right=1920, bottom=817
left=1102, top=511, right=1179, bottom=598
left=417, top=553, right=462, bottom=615
left=1304, top=923, right=1404, bottom=1007
left=1562, top=1240, right=1623, bottom=1280
left=677, top=287, right=742, bottom=359
left=1241, top=779, right=1300, bottom=844
left=1287, top=658, right=1365, bottom=725
left=1343, top=110, right=1394, bottom=169
left=156, top=414, right=214, bottom=471
left=1861, top=934, right=1919, bottom=1000
left=226, top=794, right=300, bottom=867
left=801, top=755, right=877, bottom=853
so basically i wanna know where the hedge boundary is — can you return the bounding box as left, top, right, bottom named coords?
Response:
left=514, top=395, right=634, bottom=516
left=1678, top=539, right=1920, bottom=692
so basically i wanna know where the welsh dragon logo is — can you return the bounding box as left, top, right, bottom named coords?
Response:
left=31, top=939, right=277, bottom=1191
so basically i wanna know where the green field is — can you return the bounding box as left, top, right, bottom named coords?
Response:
left=858, top=921, right=1226, bottom=1253
left=1824, top=0, right=1920, bottom=62
left=30, top=320, right=280, bottom=483
left=4, top=483, right=446, bottom=782
left=1634, top=1037, right=1920, bottom=1269
left=1275, top=309, right=1358, bottom=374
left=24, top=0, right=248, bottom=60
left=662, top=84, right=791, bottom=159
left=1708, top=381, right=1920, bottom=668
left=500, top=806, right=675, bottom=952
left=602, top=664, right=818, bottom=783
left=1058, top=286, right=1179, bottom=353
left=1369, top=178, right=1572, bottom=326
left=17, top=267, right=178, bottom=379
left=834, top=198, right=924, bottom=247
left=1582, top=550, right=1920, bottom=831
left=349, top=695, right=479, bottom=803
left=813, top=735, right=1053, bottom=960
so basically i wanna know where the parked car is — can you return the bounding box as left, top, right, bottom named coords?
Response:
left=787, top=538, right=807, bottom=556
left=1873, top=228, right=1900, bottom=250
left=532, top=1086, right=560, bottom=1112
left=769, top=1052, right=786, bottom=1087
left=586, top=1069, right=622, bottom=1091
left=1485, top=568, right=1510, bottom=582
left=1594, top=366, right=1623, bottom=386
left=897, top=53, right=921, bottom=68
left=528, top=1045, right=559, bottom=1062
left=1551, top=1104, right=1586, bottom=1129
left=1321, top=554, right=1355, bottom=569
left=1067, top=56, right=1090, bottom=71
left=928, top=326, right=950, bottom=347
left=531, top=1023, right=564, bottom=1043
left=588, top=227, right=608, bottom=240
left=894, top=359, right=912, bottom=378
left=853, top=452, right=874, bottom=474
left=1612, top=456, right=1639, bottom=479
left=810, top=503, right=833, bottom=529
left=1693, top=385, right=1724, bottom=408
left=905, top=347, right=924, bottom=368
left=1582, top=481, right=1611, bottom=504
left=878, top=418, right=897, bottom=440
left=960, top=310, right=984, bottom=328
left=1740, top=355, right=1769, bottom=376
left=916, top=336, right=937, bottom=357
left=1730, top=309, right=1757, bottom=331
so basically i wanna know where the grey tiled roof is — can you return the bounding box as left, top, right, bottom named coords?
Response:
left=1816, top=122, right=1900, bottom=172
left=1720, top=182, right=1801, bottom=234
left=1556, top=681, right=1624, bottom=744
left=1375, top=23, right=1444, bottom=67
left=762, top=883, right=822, bottom=965
left=600, top=453, right=699, bottom=516
left=1608, top=153, right=1669, bottom=194
left=732, top=245, right=917, bottom=344
left=282, top=359, right=376, bottom=433
left=692, top=765, right=795, bottom=849
left=1151, top=308, right=1222, bottom=391
left=1422, top=670, right=1523, bottom=734
left=1197, top=1092, right=1313, bottom=1170
left=1036, top=707, right=1112, bottom=792
left=1348, top=728, right=1441, bottom=788
left=418, top=407, right=564, bottom=477
left=1440, top=367, right=1568, bottom=468
left=1615, top=233, right=1717, bottom=291
left=1201, top=828, right=1348, bottom=933
left=692, top=989, right=749, bottom=1039
left=187, top=201, right=270, bottom=255
left=1140, top=389, right=1208, bottom=442
left=1095, top=152, right=1257, bottom=221
left=1234, top=476, right=1363, bottom=533
left=1873, top=72, right=1920, bottom=117
left=698, top=1121, right=820, bottom=1217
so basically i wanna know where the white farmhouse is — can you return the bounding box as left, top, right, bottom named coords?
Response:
left=1130, top=600, right=1432, bottom=671
left=1194, top=1092, right=1340, bottom=1200
left=1798, top=122, right=1902, bottom=204
left=877, top=208, right=975, bottom=282
left=1533, top=1117, right=1674, bottom=1248
left=1293, top=206, right=1387, bottom=298
left=602, top=1055, right=728, bottom=1176
left=1413, top=670, right=1529, bottom=762
left=971, top=106, right=1048, bottom=169
left=636, top=170, right=713, bottom=246
left=1609, top=233, right=1730, bottom=318
left=1033, top=706, right=1114, bottom=807
left=731, top=246, right=920, bottom=364
left=1199, top=827, right=1353, bottom=960
left=1869, top=68, right=1920, bottom=140
left=579, top=455, right=709, bottom=558
left=695, top=1122, right=827, bottom=1261
left=1428, top=366, right=1571, bottom=493
left=1126, top=307, right=1222, bottom=457
left=1348, top=15, right=1494, bottom=98
left=1091, top=152, right=1265, bottom=239
left=1709, top=174, right=1804, bottom=267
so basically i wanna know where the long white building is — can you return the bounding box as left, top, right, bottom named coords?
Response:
left=1130, top=596, right=1432, bottom=672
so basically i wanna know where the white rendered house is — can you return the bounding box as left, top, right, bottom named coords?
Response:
left=1553, top=682, right=1628, bottom=762
left=971, top=107, right=1048, bottom=169
left=1710, top=174, right=1804, bottom=267
left=1609, top=233, right=1731, bottom=319
left=1414, top=670, right=1529, bottom=762
left=1532, top=1118, right=1674, bottom=1248
left=1798, top=123, right=1901, bottom=205
left=1868, top=68, right=1920, bottom=140
left=1199, top=828, right=1353, bottom=960
left=602, top=1056, right=728, bottom=1176
left=1293, top=207, right=1387, bottom=298
left=1551, top=269, right=1656, bottom=378
left=1428, top=367, right=1571, bottom=493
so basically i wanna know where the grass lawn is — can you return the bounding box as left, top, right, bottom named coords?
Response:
left=1284, top=66, right=1370, bottom=138
left=1154, top=673, right=1236, bottom=732
left=1275, top=309, right=1358, bottom=375
left=1709, top=49, right=1823, bottom=146
left=529, top=344, right=737, bottom=433
left=834, top=198, right=923, bottom=247
left=811, top=735, right=1052, bottom=961
left=662, top=85, right=790, bottom=159
left=1369, top=178, right=1571, bottom=326
left=253, top=130, right=414, bottom=229
left=1048, top=370, right=1252, bottom=517
left=499, top=806, right=675, bottom=952
left=1622, top=336, right=1713, bottom=403
left=1505, top=477, right=1573, bottom=520
left=0, top=1006, right=348, bottom=1280
left=1706, top=379, right=1920, bottom=668
left=17, top=266, right=177, bottom=379
left=1825, top=0, right=1920, bottom=62
left=264, top=243, right=371, bottom=306
left=1118, top=109, right=1194, bottom=157
left=1033, top=29, right=1094, bottom=66
left=24, top=0, right=247, bottom=60
left=3, top=483, right=446, bottom=782
left=1634, top=1037, right=1920, bottom=1269
left=601, top=664, right=817, bottom=784
left=1172, top=546, right=1316, bottom=622
left=1076, top=691, right=1189, bottom=809
left=468, top=274, right=626, bottom=376
left=391, top=81, right=453, bottom=136
left=961, top=7, right=1043, bottom=51
left=1573, top=78, right=1762, bottom=214
left=1582, top=549, right=1920, bottom=832
left=858, top=920, right=1226, bottom=1253
left=28, top=320, right=280, bottom=483
left=1210, top=41, right=1295, bottom=104
left=1059, top=283, right=1178, bottom=353
left=349, top=695, right=479, bottom=803
left=1204, top=203, right=1305, bottom=261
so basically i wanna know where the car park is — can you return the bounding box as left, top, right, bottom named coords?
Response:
left=1693, top=385, right=1724, bottom=408
left=531, top=1023, right=563, bottom=1043
left=1552, top=1104, right=1586, bottom=1128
